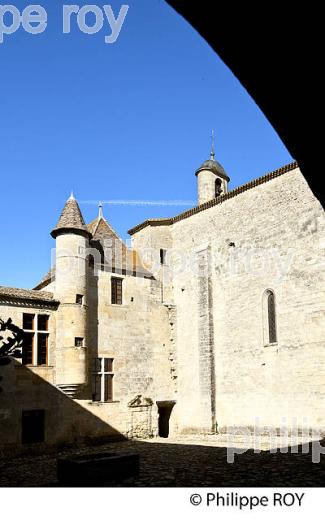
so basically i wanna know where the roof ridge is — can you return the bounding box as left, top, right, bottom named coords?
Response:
left=91, top=216, right=101, bottom=237
left=0, top=286, right=59, bottom=304
left=89, top=216, right=130, bottom=250
left=128, top=161, right=298, bottom=235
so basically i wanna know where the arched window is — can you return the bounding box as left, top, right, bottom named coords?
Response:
left=215, top=178, right=223, bottom=198
left=263, top=289, right=277, bottom=345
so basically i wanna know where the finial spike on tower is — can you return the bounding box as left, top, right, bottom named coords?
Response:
left=98, top=201, right=103, bottom=219
left=210, top=129, right=215, bottom=160
left=69, top=190, right=75, bottom=200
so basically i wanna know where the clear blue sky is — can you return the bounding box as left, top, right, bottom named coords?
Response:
left=0, top=0, right=292, bottom=289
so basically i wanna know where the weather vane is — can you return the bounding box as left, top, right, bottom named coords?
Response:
left=210, top=129, right=215, bottom=160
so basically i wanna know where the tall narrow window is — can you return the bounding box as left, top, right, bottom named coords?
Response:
left=37, top=334, right=48, bottom=365
left=263, top=290, right=277, bottom=345
left=111, top=277, right=123, bottom=305
left=22, top=313, right=49, bottom=365
left=37, top=315, right=49, bottom=331
left=215, top=178, right=223, bottom=197
left=92, top=358, right=114, bottom=402
left=267, top=291, right=277, bottom=344
left=160, top=249, right=167, bottom=265
left=22, top=332, right=34, bottom=365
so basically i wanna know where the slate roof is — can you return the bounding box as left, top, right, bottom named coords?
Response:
left=51, top=195, right=91, bottom=239
left=0, top=286, right=59, bottom=304
left=195, top=158, right=230, bottom=182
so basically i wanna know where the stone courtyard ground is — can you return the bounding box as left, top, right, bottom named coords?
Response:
left=0, top=434, right=324, bottom=487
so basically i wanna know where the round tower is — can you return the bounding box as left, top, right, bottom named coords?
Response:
left=51, top=193, right=92, bottom=398
left=195, top=132, right=230, bottom=205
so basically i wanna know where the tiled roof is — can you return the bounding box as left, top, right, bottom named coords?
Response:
left=88, top=217, right=153, bottom=277
left=128, top=161, right=299, bottom=235
left=33, top=268, right=55, bottom=290
left=88, top=216, right=121, bottom=242
left=0, top=286, right=59, bottom=304
left=35, top=217, right=153, bottom=288
left=51, top=195, right=91, bottom=239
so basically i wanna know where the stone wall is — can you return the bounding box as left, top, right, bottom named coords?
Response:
left=0, top=302, right=57, bottom=378
left=87, top=268, right=175, bottom=436
left=196, top=246, right=216, bottom=432
left=1, top=166, right=324, bottom=449
left=168, top=168, right=325, bottom=433
left=0, top=269, right=175, bottom=448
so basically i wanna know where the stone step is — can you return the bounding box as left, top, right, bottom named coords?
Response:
left=57, top=384, right=82, bottom=398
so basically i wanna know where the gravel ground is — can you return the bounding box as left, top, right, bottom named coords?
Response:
left=0, top=435, right=324, bottom=487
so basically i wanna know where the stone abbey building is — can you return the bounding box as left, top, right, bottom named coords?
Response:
left=0, top=152, right=324, bottom=449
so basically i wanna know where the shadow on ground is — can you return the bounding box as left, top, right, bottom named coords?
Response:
left=0, top=438, right=324, bottom=487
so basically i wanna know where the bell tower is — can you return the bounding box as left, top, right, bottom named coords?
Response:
left=195, top=131, right=230, bottom=205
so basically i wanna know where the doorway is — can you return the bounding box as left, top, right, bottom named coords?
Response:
left=157, top=401, right=176, bottom=438
left=22, top=409, right=45, bottom=444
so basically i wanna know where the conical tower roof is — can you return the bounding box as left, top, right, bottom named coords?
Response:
left=51, top=193, right=91, bottom=239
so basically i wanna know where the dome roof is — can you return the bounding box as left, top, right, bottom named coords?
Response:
left=195, top=158, right=230, bottom=182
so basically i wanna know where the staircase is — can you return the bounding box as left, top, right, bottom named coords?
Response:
left=57, top=384, right=82, bottom=399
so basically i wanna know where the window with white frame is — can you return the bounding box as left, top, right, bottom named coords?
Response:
left=92, top=357, right=114, bottom=402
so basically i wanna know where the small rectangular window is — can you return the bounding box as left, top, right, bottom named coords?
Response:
left=76, top=294, right=83, bottom=305
left=111, top=277, right=123, bottom=305
left=92, top=357, right=101, bottom=372
left=23, top=313, right=34, bottom=330
left=75, top=337, right=84, bottom=348
left=37, top=315, right=49, bottom=331
left=160, top=249, right=167, bottom=265
left=104, top=358, right=113, bottom=372
left=22, top=410, right=45, bottom=444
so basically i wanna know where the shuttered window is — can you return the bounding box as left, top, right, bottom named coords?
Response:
left=111, top=277, right=123, bottom=305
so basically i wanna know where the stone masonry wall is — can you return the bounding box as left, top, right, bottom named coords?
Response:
left=1, top=167, right=324, bottom=448
left=169, top=168, right=325, bottom=433
left=86, top=268, right=174, bottom=438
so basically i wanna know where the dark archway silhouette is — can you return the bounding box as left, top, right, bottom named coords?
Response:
left=157, top=401, right=176, bottom=438
left=166, top=2, right=323, bottom=206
